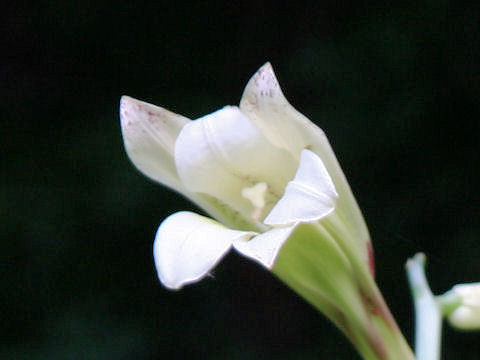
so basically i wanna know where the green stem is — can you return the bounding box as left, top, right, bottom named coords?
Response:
left=321, top=215, right=415, bottom=360
left=274, top=222, right=415, bottom=360
left=405, top=253, right=442, bottom=360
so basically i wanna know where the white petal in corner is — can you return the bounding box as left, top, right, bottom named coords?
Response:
left=120, top=96, right=190, bottom=192
left=154, top=211, right=255, bottom=289
left=264, top=150, right=338, bottom=226
left=233, top=226, right=297, bottom=269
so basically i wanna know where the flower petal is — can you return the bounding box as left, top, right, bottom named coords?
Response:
left=174, top=106, right=297, bottom=220
left=264, top=149, right=338, bottom=226
left=120, top=96, right=190, bottom=192
left=154, top=211, right=255, bottom=289
left=241, top=63, right=370, bottom=260
left=240, top=62, right=311, bottom=156
left=233, top=225, right=296, bottom=269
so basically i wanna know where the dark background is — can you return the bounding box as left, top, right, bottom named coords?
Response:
left=2, top=1, right=480, bottom=359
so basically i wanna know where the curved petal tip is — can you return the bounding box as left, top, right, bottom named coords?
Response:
left=241, top=62, right=282, bottom=107
left=120, top=95, right=190, bottom=190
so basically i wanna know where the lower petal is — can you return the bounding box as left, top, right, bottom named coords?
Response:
left=233, top=225, right=297, bottom=269
left=154, top=211, right=255, bottom=289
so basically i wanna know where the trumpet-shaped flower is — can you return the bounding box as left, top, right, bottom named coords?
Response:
left=120, top=63, right=368, bottom=289
left=120, top=63, right=414, bottom=360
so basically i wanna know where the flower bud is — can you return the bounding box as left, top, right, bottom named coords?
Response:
left=444, top=283, right=480, bottom=330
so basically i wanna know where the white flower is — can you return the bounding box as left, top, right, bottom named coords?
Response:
left=120, top=63, right=370, bottom=290
left=446, top=283, right=480, bottom=330
left=119, top=66, right=416, bottom=359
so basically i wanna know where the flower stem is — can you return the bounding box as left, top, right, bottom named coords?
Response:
left=274, top=223, right=415, bottom=360
left=405, top=253, right=442, bottom=360
left=320, top=215, right=415, bottom=360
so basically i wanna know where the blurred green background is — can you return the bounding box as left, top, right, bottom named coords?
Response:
left=2, top=1, right=479, bottom=359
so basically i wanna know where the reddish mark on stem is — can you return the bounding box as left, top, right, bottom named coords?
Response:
left=367, top=241, right=375, bottom=278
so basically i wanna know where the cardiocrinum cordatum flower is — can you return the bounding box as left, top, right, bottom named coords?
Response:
left=120, top=63, right=414, bottom=360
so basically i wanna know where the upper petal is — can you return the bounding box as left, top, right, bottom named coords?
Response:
left=120, top=96, right=189, bottom=192
left=154, top=211, right=255, bottom=290
left=264, top=149, right=338, bottom=226
left=174, top=106, right=297, bottom=221
left=240, top=63, right=370, bottom=260
left=240, top=62, right=318, bottom=158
